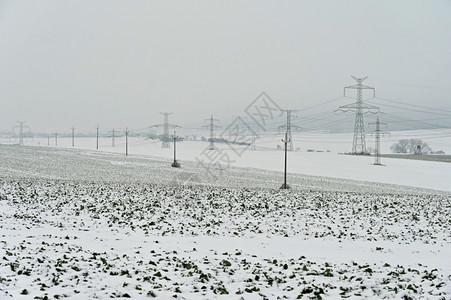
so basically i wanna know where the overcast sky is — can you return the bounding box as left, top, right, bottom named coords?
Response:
left=0, top=0, right=450, bottom=133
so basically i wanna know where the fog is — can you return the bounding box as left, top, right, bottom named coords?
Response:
left=1, top=0, right=450, bottom=134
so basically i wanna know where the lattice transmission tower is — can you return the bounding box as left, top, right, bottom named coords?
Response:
left=149, top=113, right=180, bottom=148
left=202, top=115, right=221, bottom=150
left=337, top=76, right=379, bottom=154
left=12, top=121, right=30, bottom=145
left=279, top=110, right=301, bottom=151
left=369, top=117, right=389, bottom=165
left=107, top=128, right=118, bottom=147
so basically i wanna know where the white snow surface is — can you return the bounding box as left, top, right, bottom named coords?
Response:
left=0, top=132, right=451, bottom=299
left=3, top=129, right=450, bottom=192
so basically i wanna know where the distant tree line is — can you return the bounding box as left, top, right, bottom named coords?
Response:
left=390, top=139, right=444, bottom=154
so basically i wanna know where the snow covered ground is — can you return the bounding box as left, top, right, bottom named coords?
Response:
left=0, top=143, right=450, bottom=299
left=2, top=128, right=450, bottom=192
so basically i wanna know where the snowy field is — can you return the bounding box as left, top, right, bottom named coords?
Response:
left=2, top=128, right=450, bottom=192
left=0, top=143, right=450, bottom=299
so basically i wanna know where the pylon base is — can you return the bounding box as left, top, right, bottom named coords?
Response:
left=279, top=184, right=291, bottom=189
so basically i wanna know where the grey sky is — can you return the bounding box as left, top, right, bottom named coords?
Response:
left=1, top=0, right=450, bottom=133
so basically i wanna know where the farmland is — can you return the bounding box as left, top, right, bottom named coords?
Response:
left=1, top=144, right=450, bottom=299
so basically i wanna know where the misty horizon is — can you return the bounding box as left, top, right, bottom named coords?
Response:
left=1, top=1, right=450, bottom=134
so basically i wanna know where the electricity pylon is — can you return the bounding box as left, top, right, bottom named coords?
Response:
left=149, top=113, right=180, bottom=148
left=108, top=128, right=117, bottom=147
left=54, top=132, right=58, bottom=146
left=12, top=121, right=30, bottom=145
left=203, top=115, right=221, bottom=150
left=279, top=110, right=301, bottom=151
left=369, top=117, right=389, bottom=165
left=337, top=76, right=379, bottom=154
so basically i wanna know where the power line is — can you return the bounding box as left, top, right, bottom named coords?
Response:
left=370, top=77, right=451, bottom=92
left=374, top=96, right=451, bottom=114
left=373, top=99, right=451, bottom=117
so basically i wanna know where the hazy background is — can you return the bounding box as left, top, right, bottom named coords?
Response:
left=0, top=0, right=450, bottom=134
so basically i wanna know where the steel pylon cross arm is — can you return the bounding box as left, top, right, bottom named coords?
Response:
left=344, top=76, right=376, bottom=98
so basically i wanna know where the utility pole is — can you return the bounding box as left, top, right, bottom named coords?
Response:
left=124, top=128, right=129, bottom=156
left=171, top=131, right=181, bottom=168
left=71, top=126, right=75, bottom=147
left=279, top=110, right=301, bottom=151
left=149, top=112, right=180, bottom=148
left=112, top=128, right=116, bottom=147
left=337, top=76, right=379, bottom=155
left=202, top=115, right=221, bottom=150
left=95, top=125, right=100, bottom=150
left=369, top=117, right=389, bottom=165
left=280, top=132, right=291, bottom=189
left=55, top=132, right=58, bottom=147
left=47, top=134, right=50, bottom=146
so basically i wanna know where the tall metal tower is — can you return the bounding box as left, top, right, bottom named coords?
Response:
left=337, top=76, right=378, bottom=154
left=203, top=115, right=221, bottom=150
left=12, top=121, right=30, bottom=145
left=279, top=110, right=300, bottom=151
left=149, top=112, right=180, bottom=148
left=369, top=117, right=389, bottom=165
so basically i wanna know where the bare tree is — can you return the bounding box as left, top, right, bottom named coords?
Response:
left=391, top=139, right=431, bottom=154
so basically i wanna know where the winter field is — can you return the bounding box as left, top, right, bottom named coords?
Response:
left=1, top=131, right=451, bottom=299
